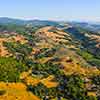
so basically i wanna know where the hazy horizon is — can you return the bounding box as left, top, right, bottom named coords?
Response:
left=0, top=0, right=100, bottom=22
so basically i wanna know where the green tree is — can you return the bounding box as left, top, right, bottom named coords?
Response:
left=0, top=57, right=27, bottom=82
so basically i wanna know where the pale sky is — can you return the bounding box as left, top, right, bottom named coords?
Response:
left=0, top=0, right=100, bottom=22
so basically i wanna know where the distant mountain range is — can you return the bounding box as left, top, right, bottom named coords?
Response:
left=0, top=17, right=100, bottom=32
left=0, top=17, right=58, bottom=26
left=68, top=21, right=100, bottom=33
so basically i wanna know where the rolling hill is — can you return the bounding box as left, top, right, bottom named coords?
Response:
left=0, top=18, right=100, bottom=100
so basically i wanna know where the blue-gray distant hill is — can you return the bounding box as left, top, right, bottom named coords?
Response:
left=0, top=17, right=58, bottom=26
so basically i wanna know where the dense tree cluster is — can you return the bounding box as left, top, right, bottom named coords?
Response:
left=0, top=57, right=27, bottom=82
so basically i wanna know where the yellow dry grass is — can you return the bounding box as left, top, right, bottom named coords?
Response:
left=37, top=57, right=53, bottom=64
left=20, top=71, right=58, bottom=88
left=0, top=38, right=12, bottom=57
left=24, top=76, right=40, bottom=86
left=35, top=26, right=71, bottom=44
left=36, top=42, right=53, bottom=48
left=90, top=35, right=100, bottom=42
left=0, top=82, right=40, bottom=100
left=41, top=75, right=58, bottom=88
left=31, top=48, right=40, bottom=55
left=12, top=35, right=28, bottom=44
left=87, top=92, right=96, bottom=97
left=62, top=61, right=100, bottom=76
left=0, top=44, right=10, bottom=57
left=0, top=35, right=27, bottom=57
